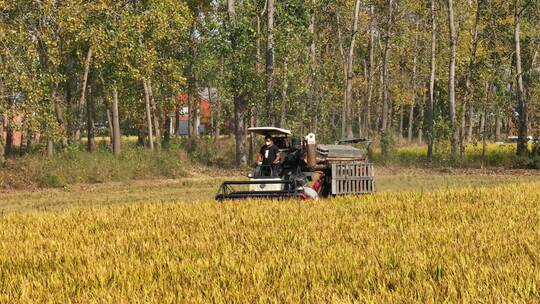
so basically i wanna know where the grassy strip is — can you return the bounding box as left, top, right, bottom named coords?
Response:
left=0, top=147, right=191, bottom=189
left=372, top=143, right=540, bottom=168
left=0, top=138, right=237, bottom=190
left=0, top=183, right=539, bottom=302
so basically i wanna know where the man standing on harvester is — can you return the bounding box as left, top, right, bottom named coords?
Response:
left=257, top=135, right=281, bottom=176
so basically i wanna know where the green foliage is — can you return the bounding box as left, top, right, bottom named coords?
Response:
left=35, top=173, right=66, bottom=188
left=176, top=137, right=236, bottom=168
left=380, top=130, right=396, bottom=159
left=1, top=0, right=539, bottom=164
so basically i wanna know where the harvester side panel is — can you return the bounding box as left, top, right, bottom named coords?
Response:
left=331, top=162, right=375, bottom=195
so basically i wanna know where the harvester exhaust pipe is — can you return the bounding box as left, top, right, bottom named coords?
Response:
left=306, top=133, right=317, bottom=167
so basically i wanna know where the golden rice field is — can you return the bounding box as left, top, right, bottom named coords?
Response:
left=1, top=181, right=539, bottom=303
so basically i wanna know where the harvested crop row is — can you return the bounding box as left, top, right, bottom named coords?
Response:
left=0, top=183, right=539, bottom=303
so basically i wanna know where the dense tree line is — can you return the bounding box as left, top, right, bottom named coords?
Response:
left=1, top=0, right=539, bottom=166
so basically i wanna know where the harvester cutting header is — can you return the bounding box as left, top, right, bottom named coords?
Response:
left=215, top=127, right=375, bottom=200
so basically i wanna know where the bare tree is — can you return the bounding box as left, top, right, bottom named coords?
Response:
left=427, top=0, right=437, bottom=161
left=143, top=79, right=154, bottom=151
left=75, top=47, right=92, bottom=143
left=336, top=12, right=348, bottom=136
left=86, top=84, right=96, bottom=152
left=112, top=86, right=121, bottom=155
left=514, top=0, right=528, bottom=156
left=408, top=20, right=420, bottom=142
left=461, top=0, right=481, bottom=154
left=52, top=90, right=67, bottom=147
left=365, top=5, right=376, bottom=136
left=344, top=0, right=362, bottom=138
left=280, top=59, right=289, bottom=128
left=447, top=0, right=458, bottom=156
left=308, top=0, right=318, bottom=133
left=0, top=113, right=4, bottom=164
left=381, top=0, right=394, bottom=132
left=266, top=0, right=275, bottom=125
left=147, top=81, right=162, bottom=151
left=228, top=0, right=247, bottom=166
left=46, top=137, right=54, bottom=158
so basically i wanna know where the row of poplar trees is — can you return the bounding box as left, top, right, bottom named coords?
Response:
left=1, top=0, right=539, bottom=166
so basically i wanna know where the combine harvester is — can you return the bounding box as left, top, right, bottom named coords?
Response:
left=215, top=127, right=375, bottom=200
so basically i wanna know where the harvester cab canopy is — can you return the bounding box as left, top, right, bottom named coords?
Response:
left=248, top=127, right=292, bottom=150
left=248, top=127, right=291, bottom=137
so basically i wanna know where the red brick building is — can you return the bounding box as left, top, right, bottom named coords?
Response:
left=1, top=115, right=23, bottom=147
left=172, top=90, right=214, bottom=135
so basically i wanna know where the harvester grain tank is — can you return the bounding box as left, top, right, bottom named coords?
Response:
left=215, top=127, right=374, bottom=200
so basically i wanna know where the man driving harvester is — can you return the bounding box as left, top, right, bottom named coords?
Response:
left=256, top=135, right=281, bottom=176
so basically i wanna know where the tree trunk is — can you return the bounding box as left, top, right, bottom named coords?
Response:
left=26, top=133, right=34, bottom=152
left=76, top=46, right=92, bottom=144
left=343, top=0, right=362, bottom=138
left=427, top=0, right=437, bottom=162
left=234, top=95, right=247, bottom=166
left=252, top=6, right=263, bottom=160
left=0, top=79, right=5, bottom=162
left=65, top=75, right=75, bottom=144
left=112, top=86, right=121, bottom=155
left=53, top=91, right=68, bottom=147
left=148, top=80, right=161, bottom=151
left=365, top=6, right=375, bottom=136
left=308, top=1, right=318, bottom=132
left=481, top=110, right=487, bottom=167
left=137, top=125, right=145, bottom=146
left=514, top=0, right=528, bottom=156
left=495, top=112, right=501, bottom=142
left=336, top=13, right=348, bottom=137
left=164, top=115, right=171, bottom=147
left=193, top=103, right=200, bottom=138
left=190, top=92, right=200, bottom=139
left=0, top=114, right=4, bottom=164
left=388, top=100, right=394, bottom=129
left=461, top=0, right=481, bottom=154
left=106, top=107, right=114, bottom=145
left=480, top=86, right=487, bottom=140
left=5, top=117, right=13, bottom=155
left=280, top=60, right=289, bottom=129
left=256, top=6, right=263, bottom=76
left=377, top=63, right=384, bottom=131
left=86, top=84, right=96, bottom=152
left=175, top=109, right=181, bottom=136
left=19, top=130, right=26, bottom=156
left=214, top=89, right=221, bottom=142
left=467, top=104, right=474, bottom=142
left=447, top=0, right=458, bottom=157
left=227, top=0, right=235, bottom=18
left=266, top=0, right=275, bottom=125
left=399, top=106, right=404, bottom=139
left=408, top=21, right=420, bottom=142
left=47, top=138, right=54, bottom=158
left=143, top=80, right=154, bottom=151
left=381, top=0, right=394, bottom=132
left=187, top=93, right=193, bottom=137
left=418, top=91, right=425, bottom=144
left=407, top=103, right=414, bottom=142
left=228, top=0, right=247, bottom=166
left=381, top=46, right=389, bottom=131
